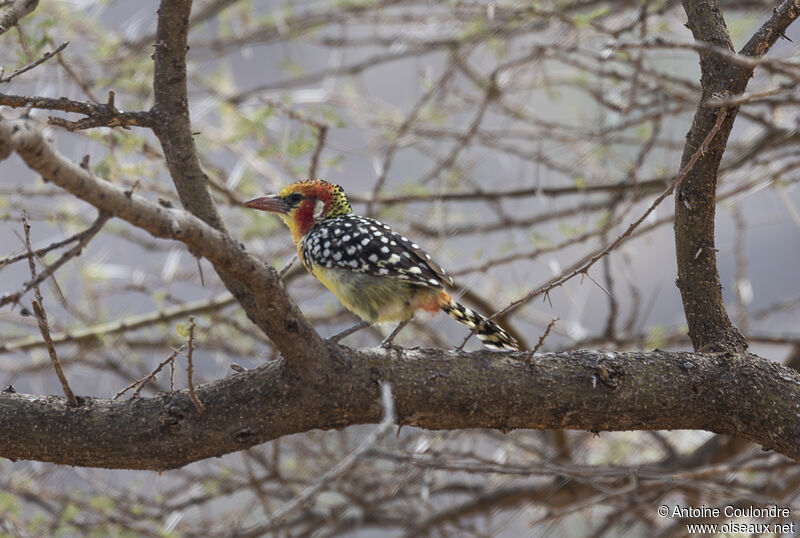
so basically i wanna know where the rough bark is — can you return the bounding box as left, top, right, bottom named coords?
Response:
left=148, top=0, right=332, bottom=383
left=1, top=348, right=799, bottom=470
left=1, top=0, right=799, bottom=473
left=674, top=0, right=799, bottom=352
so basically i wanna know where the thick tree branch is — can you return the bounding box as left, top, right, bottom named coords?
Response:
left=674, top=0, right=799, bottom=352
left=151, top=0, right=222, bottom=231
left=0, top=117, right=330, bottom=382
left=0, top=92, right=155, bottom=129
left=148, top=0, right=331, bottom=381
left=1, top=349, right=798, bottom=469
left=0, top=0, right=37, bottom=36
left=740, top=0, right=800, bottom=57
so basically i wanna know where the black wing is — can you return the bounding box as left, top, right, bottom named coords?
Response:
left=302, top=215, right=453, bottom=288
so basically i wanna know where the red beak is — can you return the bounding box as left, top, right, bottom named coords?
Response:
left=244, top=195, right=288, bottom=214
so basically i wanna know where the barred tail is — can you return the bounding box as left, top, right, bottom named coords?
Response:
left=440, top=298, right=520, bottom=351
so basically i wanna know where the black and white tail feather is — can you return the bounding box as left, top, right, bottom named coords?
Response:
left=440, top=299, right=519, bottom=351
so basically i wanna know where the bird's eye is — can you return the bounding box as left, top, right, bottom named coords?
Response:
left=286, top=192, right=304, bottom=205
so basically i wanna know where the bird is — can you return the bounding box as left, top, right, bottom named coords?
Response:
left=244, top=179, right=519, bottom=351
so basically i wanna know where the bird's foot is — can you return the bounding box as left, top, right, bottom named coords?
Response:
left=330, top=320, right=371, bottom=343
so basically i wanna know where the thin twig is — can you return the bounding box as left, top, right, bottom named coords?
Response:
left=113, top=344, right=186, bottom=400
left=21, top=211, right=79, bottom=407
left=186, top=316, right=205, bottom=413
left=53, top=40, right=99, bottom=103
left=0, top=214, right=96, bottom=268
left=278, top=255, right=297, bottom=278
left=309, top=125, right=327, bottom=179
left=0, top=212, right=110, bottom=308
left=496, top=108, right=730, bottom=319
left=258, top=98, right=329, bottom=179
left=0, top=41, right=68, bottom=84
left=253, top=382, right=396, bottom=532
left=458, top=109, right=728, bottom=352
left=532, top=318, right=559, bottom=354
left=1, top=293, right=234, bottom=354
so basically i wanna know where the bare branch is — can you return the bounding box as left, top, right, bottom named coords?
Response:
left=1, top=349, right=799, bottom=469
left=0, top=293, right=235, bottom=353
left=740, top=0, right=800, bottom=57
left=186, top=316, right=204, bottom=414
left=496, top=110, right=729, bottom=319
left=0, top=41, right=67, bottom=84
left=253, top=383, right=396, bottom=533
left=0, top=0, right=37, bottom=36
left=0, top=212, right=110, bottom=308
left=532, top=318, right=559, bottom=354
left=0, top=92, right=155, bottom=129
left=0, top=116, right=329, bottom=379
left=113, top=344, right=185, bottom=400
left=674, top=0, right=764, bottom=353
left=149, top=0, right=330, bottom=382
left=21, top=211, right=79, bottom=407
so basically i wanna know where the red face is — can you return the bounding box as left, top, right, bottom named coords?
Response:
left=245, top=183, right=334, bottom=239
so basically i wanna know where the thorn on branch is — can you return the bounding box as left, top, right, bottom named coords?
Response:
left=278, top=255, right=297, bottom=278
left=196, top=257, right=205, bottom=287
left=584, top=271, right=612, bottom=297
left=496, top=109, right=730, bottom=319
left=125, top=179, right=140, bottom=198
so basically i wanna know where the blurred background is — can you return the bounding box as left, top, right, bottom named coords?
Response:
left=1, top=0, right=799, bottom=536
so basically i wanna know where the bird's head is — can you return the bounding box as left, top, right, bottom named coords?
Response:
left=244, top=180, right=352, bottom=242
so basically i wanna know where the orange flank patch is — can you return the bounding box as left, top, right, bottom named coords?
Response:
left=416, top=290, right=451, bottom=315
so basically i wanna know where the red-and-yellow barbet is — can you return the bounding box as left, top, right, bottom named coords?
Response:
left=245, top=180, right=519, bottom=351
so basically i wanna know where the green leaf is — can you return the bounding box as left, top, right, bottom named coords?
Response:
left=573, top=6, right=611, bottom=27
left=176, top=322, right=188, bottom=338
left=287, top=133, right=314, bottom=157
left=0, top=492, right=20, bottom=517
